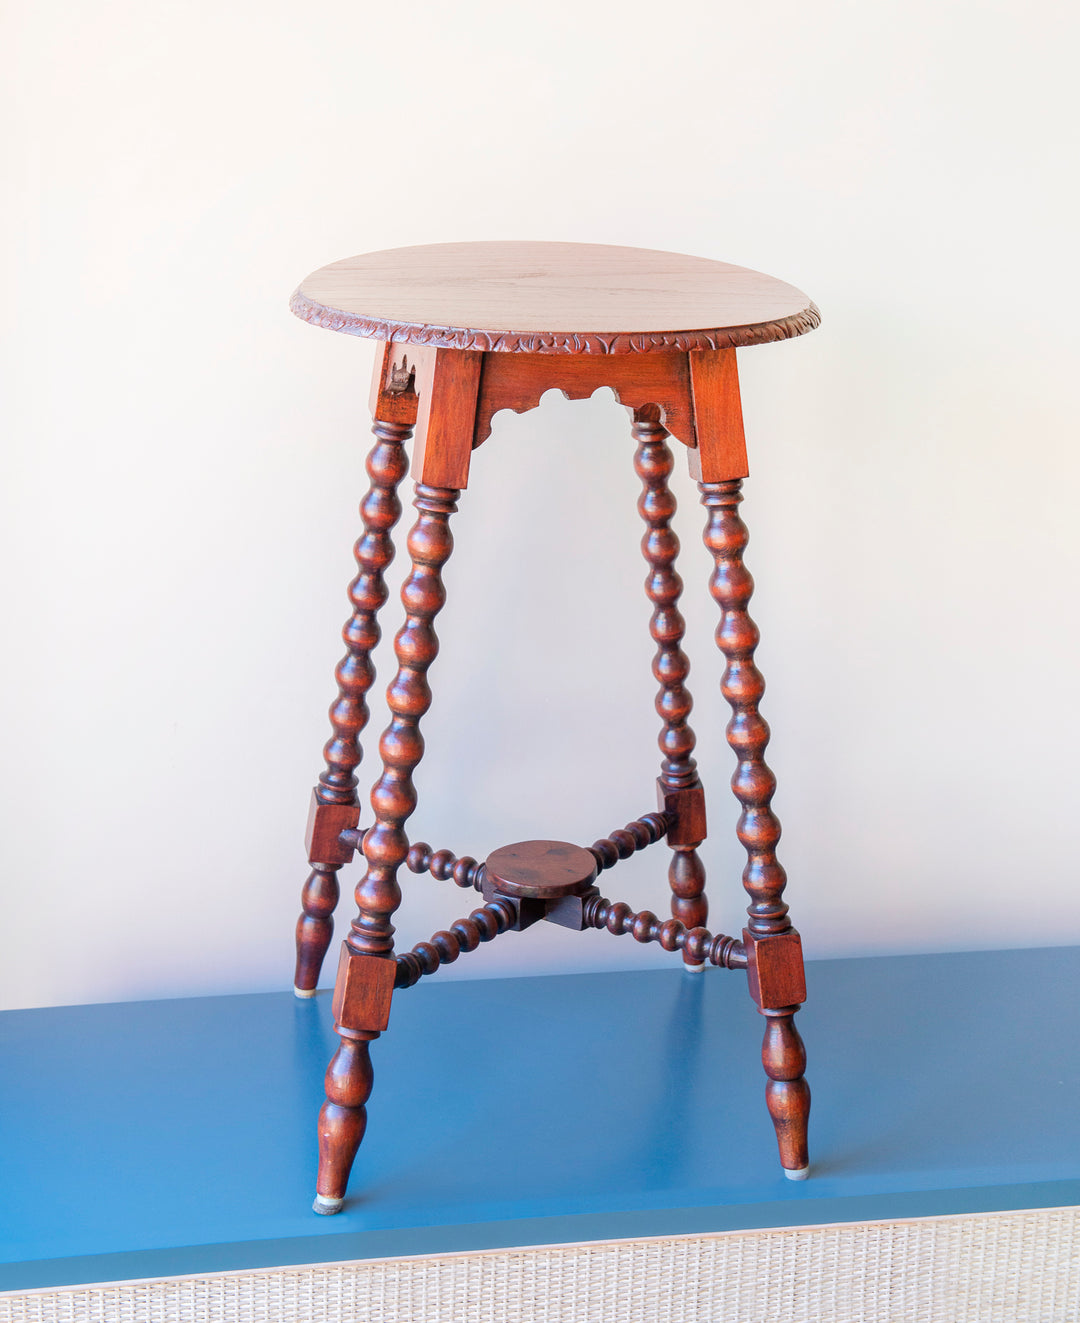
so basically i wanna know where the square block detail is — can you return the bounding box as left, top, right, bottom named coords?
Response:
left=305, top=792, right=361, bottom=867
left=744, top=930, right=807, bottom=1010
left=331, top=946, right=396, bottom=1033
left=480, top=875, right=546, bottom=931
left=657, top=781, right=707, bottom=848
left=687, top=349, right=749, bottom=483
left=411, top=347, right=483, bottom=488
left=544, top=888, right=600, bottom=931
left=368, top=341, right=421, bottom=426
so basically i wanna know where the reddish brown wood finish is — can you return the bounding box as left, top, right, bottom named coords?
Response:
left=634, top=408, right=709, bottom=963
left=700, top=476, right=810, bottom=1173
left=395, top=897, right=518, bottom=989
left=291, top=242, right=820, bottom=355
left=745, top=929, right=807, bottom=1009
left=331, top=944, right=397, bottom=1034
left=700, top=480, right=788, bottom=939
left=351, top=483, right=460, bottom=961
left=409, top=346, right=483, bottom=488
left=581, top=894, right=745, bottom=969
left=404, top=841, right=485, bottom=890
left=477, top=886, right=547, bottom=933
left=316, top=1031, right=373, bottom=1211
left=687, top=349, right=749, bottom=483
left=294, top=867, right=341, bottom=995
left=295, top=245, right=818, bottom=1208
left=317, top=480, right=460, bottom=1202
left=304, top=792, right=360, bottom=869
left=473, top=351, right=697, bottom=449
left=657, top=783, right=708, bottom=848
left=484, top=840, right=599, bottom=900
left=761, top=1011, right=811, bottom=1171
left=587, top=812, right=670, bottom=870
left=294, top=377, right=413, bottom=994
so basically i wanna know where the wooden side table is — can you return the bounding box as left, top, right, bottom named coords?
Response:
left=288, top=241, right=821, bottom=1214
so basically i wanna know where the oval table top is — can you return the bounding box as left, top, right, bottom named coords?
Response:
left=290, top=241, right=819, bottom=355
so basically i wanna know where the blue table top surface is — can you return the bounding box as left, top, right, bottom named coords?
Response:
left=3, top=946, right=1080, bottom=1291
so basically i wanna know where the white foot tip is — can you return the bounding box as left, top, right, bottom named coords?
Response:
left=683, top=962, right=706, bottom=974
left=293, top=985, right=318, bottom=999
left=313, top=1194, right=344, bottom=1215
left=784, top=1165, right=810, bottom=1182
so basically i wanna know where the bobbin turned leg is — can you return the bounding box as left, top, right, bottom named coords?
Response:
left=700, top=477, right=810, bottom=1178
left=632, top=406, right=708, bottom=968
left=315, top=481, right=462, bottom=1212
left=316, top=345, right=481, bottom=1213
left=294, top=346, right=417, bottom=996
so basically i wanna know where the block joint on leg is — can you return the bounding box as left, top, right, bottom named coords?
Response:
left=331, top=944, right=397, bottom=1034
left=306, top=792, right=362, bottom=868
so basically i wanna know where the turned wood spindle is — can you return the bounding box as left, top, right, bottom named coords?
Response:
left=762, top=1009, right=811, bottom=1173
left=581, top=894, right=744, bottom=969
left=315, top=482, right=460, bottom=1212
left=700, top=479, right=787, bottom=937
left=700, top=477, right=810, bottom=1176
left=405, top=841, right=485, bottom=890
left=587, top=812, right=670, bottom=870
left=317, top=1031, right=375, bottom=1212
left=350, top=483, right=460, bottom=960
left=294, top=419, right=410, bottom=995
left=633, top=409, right=708, bottom=964
left=395, top=897, right=518, bottom=988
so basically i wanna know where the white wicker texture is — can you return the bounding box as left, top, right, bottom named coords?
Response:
left=3, top=1206, right=1078, bottom=1323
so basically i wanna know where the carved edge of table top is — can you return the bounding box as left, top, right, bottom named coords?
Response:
left=289, top=289, right=822, bottom=355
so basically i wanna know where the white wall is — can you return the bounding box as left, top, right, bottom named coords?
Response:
left=3, top=0, right=1078, bottom=1009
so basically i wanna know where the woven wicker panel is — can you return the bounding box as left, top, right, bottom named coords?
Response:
left=3, top=1206, right=1078, bottom=1323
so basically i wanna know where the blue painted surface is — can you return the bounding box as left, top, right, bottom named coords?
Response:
left=2, top=947, right=1080, bottom=1291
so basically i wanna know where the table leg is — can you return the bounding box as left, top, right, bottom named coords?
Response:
left=700, top=477, right=810, bottom=1177
left=314, top=482, right=460, bottom=1213
left=633, top=407, right=708, bottom=966
left=294, top=417, right=411, bottom=996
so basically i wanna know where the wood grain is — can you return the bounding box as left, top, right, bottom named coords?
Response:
left=688, top=349, right=749, bottom=483
left=292, top=242, right=819, bottom=355
left=296, top=245, right=819, bottom=1205
left=472, top=351, right=697, bottom=447
left=484, top=840, right=599, bottom=900
left=331, top=944, right=397, bottom=1034
left=409, top=346, right=483, bottom=488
